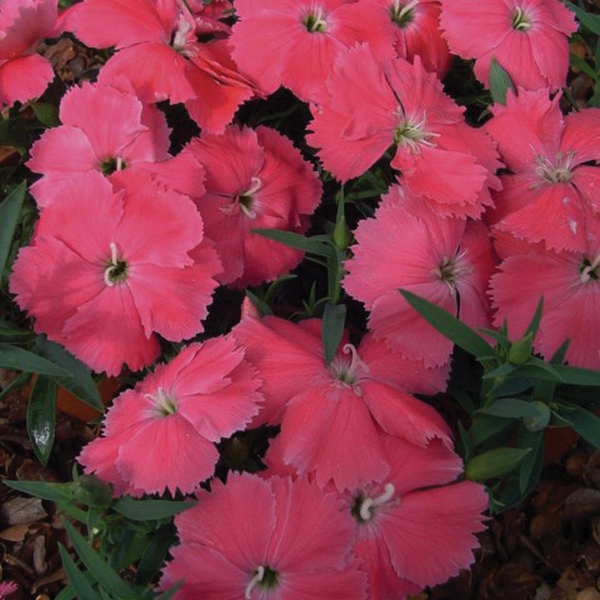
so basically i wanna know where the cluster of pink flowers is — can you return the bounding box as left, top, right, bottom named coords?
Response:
left=5, top=0, right=596, bottom=596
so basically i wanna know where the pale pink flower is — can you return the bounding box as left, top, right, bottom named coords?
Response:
left=490, top=225, right=600, bottom=370
left=230, top=0, right=361, bottom=102
left=65, top=0, right=257, bottom=132
left=160, top=473, right=367, bottom=599
left=27, top=80, right=171, bottom=208
left=9, top=171, right=221, bottom=376
left=343, top=185, right=497, bottom=366
left=336, top=0, right=451, bottom=75
left=0, top=0, right=58, bottom=107
left=79, top=336, right=263, bottom=496
left=348, top=435, right=488, bottom=596
left=484, top=88, right=600, bottom=253
left=187, top=124, right=322, bottom=287
left=440, top=0, right=577, bottom=91
left=233, top=314, right=452, bottom=491
left=307, top=44, right=501, bottom=217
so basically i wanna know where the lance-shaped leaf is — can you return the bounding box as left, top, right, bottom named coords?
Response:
left=0, top=343, right=72, bottom=378
left=553, top=404, right=600, bottom=448
left=465, top=447, right=531, bottom=481
left=27, top=375, right=57, bottom=466
left=322, top=302, right=346, bottom=365
left=252, top=229, right=338, bottom=260
left=0, top=181, right=26, bottom=278
left=58, top=545, right=102, bottom=600
left=113, top=498, right=195, bottom=521
left=489, top=58, right=515, bottom=104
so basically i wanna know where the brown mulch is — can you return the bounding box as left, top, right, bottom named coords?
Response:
left=1, top=370, right=599, bottom=600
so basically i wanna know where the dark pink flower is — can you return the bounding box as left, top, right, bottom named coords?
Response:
left=485, top=88, right=600, bottom=253
left=490, top=224, right=600, bottom=370
left=187, top=124, right=322, bottom=287
left=440, top=0, right=577, bottom=91
left=230, top=0, right=361, bottom=102
left=79, top=335, right=263, bottom=495
left=65, top=0, right=257, bottom=132
left=307, top=44, right=501, bottom=217
left=234, top=315, right=452, bottom=490
left=0, top=0, right=59, bottom=107
left=348, top=435, right=488, bottom=596
left=343, top=185, right=497, bottom=366
left=10, top=171, right=221, bottom=375
left=27, top=80, right=171, bottom=207
left=160, top=473, right=367, bottom=599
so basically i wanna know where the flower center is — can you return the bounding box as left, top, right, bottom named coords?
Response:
left=511, top=6, right=531, bottom=31
left=302, top=6, right=328, bottom=32
left=393, top=112, right=438, bottom=152
left=245, top=565, right=279, bottom=599
left=330, top=344, right=367, bottom=393
left=219, top=177, right=262, bottom=219
left=351, top=483, right=397, bottom=523
left=534, top=152, right=575, bottom=185
left=171, top=14, right=194, bottom=53
left=580, top=254, right=600, bottom=283
left=104, top=242, right=128, bottom=286
left=145, top=387, right=178, bottom=417
left=431, top=250, right=472, bottom=297
left=390, top=0, right=418, bottom=27
left=101, top=156, right=126, bottom=176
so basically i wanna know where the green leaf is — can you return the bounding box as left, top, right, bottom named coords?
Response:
left=482, top=362, right=517, bottom=380
left=135, top=525, right=177, bottom=585
left=4, top=479, right=73, bottom=503
left=62, top=519, right=134, bottom=599
left=465, top=447, right=532, bottom=481
left=553, top=404, right=600, bottom=447
left=524, top=297, right=544, bottom=338
left=112, top=497, right=195, bottom=521
left=251, top=229, right=338, bottom=260
left=321, top=302, right=346, bottom=365
left=0, top=370, right=31, bottom=400
left=0, top=181, right=26, bottom=277
left=517, top=428, right=544, bottom=495
left=400, top=289, right=494, bottom=358
left=0, top=343, right=72, bottom=378
left=245, top=290, right=272, bottom=317
left=27, top=375, right=57, bottom=466
left=59, top=544, right=102, bottom=600
left=469, top=413, right=514, bottom=447
left=478, top=398, right=550, bottom=431
left=489, top=58, right=515, bottom=104
left=30, top=102, right=60, bottom=128
left=552, top=364, right=600, bottom=386
left=566, top=1, right=600, bottom=36
left=487, top=376, right=534, bottom=398
left=33, top=336, right=104, bottom=412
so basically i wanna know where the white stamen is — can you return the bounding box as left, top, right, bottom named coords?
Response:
left=580, top=254, right=600, bottom=283
left=341, top=343, right=365, bottom=376
left=245, top=566, right=265, bottom=600
left=359, top=483, right=396, bottom=521
left=392, top=0, right=419, bottom=22
left=172, top=16, right=192, bottom=50
left=568, top=219, right=577, bottom=235
left=104, top=242, right=120, bottom=287
left=116, top=156, right=124, bottom=171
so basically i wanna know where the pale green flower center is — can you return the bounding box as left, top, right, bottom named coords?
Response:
left=352, top=483, right=397, bottom=523
left=245, top=565, right=279, bottom=599
left=534, top=152, right=575, bottom=184
left=104, top=242, right=128, bottom=286
left=390, top=0, right=419, bottom=27
left=580, top=254, right=600, bottom=283
left=432, top=250, right=472, bottom=297
left=303, top=7, right=328, bottom=32
left=512, top=6, right=531, bottom=31
left=146, top=387, right=178, bottom=417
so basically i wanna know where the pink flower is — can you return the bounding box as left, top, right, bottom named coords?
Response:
left=0, top=0, right=59, bottom=107
left=490, top=227, right=600, bottom=370
left=65, top=0, right=257, bottom=132
left=230, top=0, right=361, bottom=102
left=484, top=88, right=600, bottom=253
left=337, top=0, right=452, bottom=76
left=307, top=44, right=501, bottom=218
left=348, top=435, right=488, bottom=596
left=9, top=171, right=221, bottom=376
left=343, top=185, right=497, bottom=366
left=234, top=314, right=452, bottom=491
left=27, top=80, right=171, bottom=208
left=160, top=473, right=368, bottom=599
left=0, top=580, right=18, bottom=599
left=440, top=0, right=577, bottom=91
left=186, top=124, right=322, bottom=287
left=79, top=336, right=263, bottom=496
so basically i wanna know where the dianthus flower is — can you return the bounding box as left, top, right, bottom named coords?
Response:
left=440, top=0, right=577, bottom=91
left=343, top=185, right=497, bottom=366
left=186, top=124, right=322, bottom=287
left=307, top=44, right=501, bottom=217
left=490, top=226, right=600, bottom=370
left=230, top=0, right=361, bottom=102
left=27, top=80, right=171, bottom=207
left=9, top=171, right=221, bottom=376
left=78, top=336, right=263, bottom=496
left=233, top=314, right=452, bottom=491
left=348, top=435, right=488, bottom=597
left=336, top=0, right=451, bottom=76
left=160, top=473, right=368, bottom=599
left=64, top=0, right=257, bottom=132
left=484, top=88, right=600, bottom=253
left=0, top=0, right=59, bottom=107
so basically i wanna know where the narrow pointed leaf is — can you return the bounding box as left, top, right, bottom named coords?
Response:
left=465, top=447, right=531, bottom=481
left=252, top=229, right=337, bottom=260
left=113, top=497, right=195, bottom=521
left=59, top=544, right=102, bottom=600
left=0, top=343, right=72, bottom=378
left=552, top=364, right=600, bottom=386
left=524, top=297, right=544, bottom=338
left=4, top=479, right=73, bottom=503
left=0, top=181, right=26, bottom=276
left=322, top=302, right=346, bottom=365
left=553, top=404, right=600, bottom=447
left=566, top=1, right=600, bottom=36
left=27, top=375, right=57, bottom=466
left=400, top=289, right=494, bottom=357
left=489, top=58, right=515, bottom=104
left=31, top=102, right=60, bottom=128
